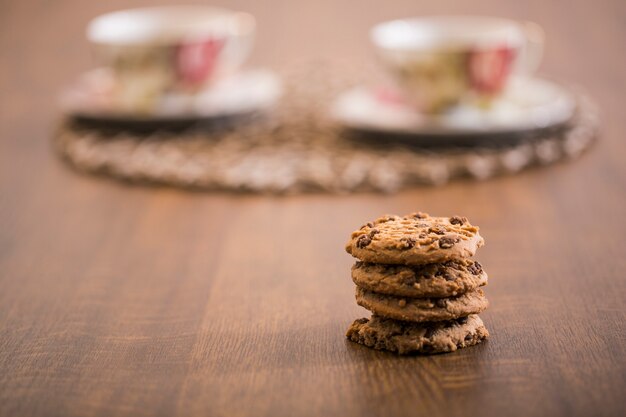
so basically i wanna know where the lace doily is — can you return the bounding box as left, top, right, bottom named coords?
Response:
left=54, top=68, right=599, bottom=194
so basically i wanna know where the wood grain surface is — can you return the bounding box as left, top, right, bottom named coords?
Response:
left=1, top=0, right=625, bottom=416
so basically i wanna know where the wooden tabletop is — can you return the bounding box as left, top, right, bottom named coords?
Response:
left=1, top=0, right=625, bottom=416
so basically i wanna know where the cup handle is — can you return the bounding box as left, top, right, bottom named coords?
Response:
left=517, top=21, right=544, bottom=75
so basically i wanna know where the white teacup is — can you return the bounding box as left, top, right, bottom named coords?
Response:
left=87, top=6, right=255, bottom=113
left=371, top=16, right=544, bottom=114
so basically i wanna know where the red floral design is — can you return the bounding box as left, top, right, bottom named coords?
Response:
left=467, top=46, right=515, bottom=94
left=176, top=38, right=225, bottom=86
left=374, top=87, right=407, bottom=106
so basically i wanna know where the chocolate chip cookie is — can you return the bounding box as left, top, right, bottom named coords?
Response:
left=351, top=259, right=487, bottom=298
left=355, top=287, right=488, bottom=322
left=345, top=213, right=484, bottom=265
left=346, top=314, right=489, bottom=354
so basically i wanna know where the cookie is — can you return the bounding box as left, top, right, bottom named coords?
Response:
left=345, top=212, right=484, bottom=265
left=346, top=314, right=489, bottom=355
left=351, top=259, right=487, bottom=298
left=355, top=287, right=488, bottom=322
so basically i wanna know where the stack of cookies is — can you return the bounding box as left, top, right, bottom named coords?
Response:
left=345, top=212, right=490, bottom=354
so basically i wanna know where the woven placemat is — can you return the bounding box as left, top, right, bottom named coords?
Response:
left=54, top=67, right=599, bottom=194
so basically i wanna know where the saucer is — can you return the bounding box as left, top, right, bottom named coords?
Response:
left=60, top=68, right=281, bottom=123
left=331, top=77, right=576, bottom=141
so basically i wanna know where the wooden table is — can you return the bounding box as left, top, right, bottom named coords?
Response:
left=1, top=1, right=625, bottom=416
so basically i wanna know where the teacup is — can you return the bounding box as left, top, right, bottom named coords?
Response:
left=87, top=6, right=255, bottom=113
left=371, top=16, right=544, bottom=114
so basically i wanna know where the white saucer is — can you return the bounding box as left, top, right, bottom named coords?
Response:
left=60, top=68, right=282, bottom=121
left=331, top=77, right=576, bottom=137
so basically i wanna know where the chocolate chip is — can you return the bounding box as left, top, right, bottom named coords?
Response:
left=450, top=216, right=467, bottom=226
left=457, top=317, right=468, bottom=324
left=399, top=236, right=416, bottom=249
left=377, top=215, right=397, bottom=224
left=418, top=233, right=427, bottom=239
left=355, top=261, right=363, bottom=267
left=445, top=260, right=460, bottom=269
left=468, top=261, right=483, bottom=275
left=435, top=299, right=448, bottom=308
left=464, top=333, right=473, bottom=341
left=359, top=222, right=374, bottom=230
left=356, top=234, right=372, bottom=248
left=412, top=212, right=428, bottom=219
left=428, top=226, right=446, bottom=235
left=369, top=229, right=380, bottom=238
left=438, top=235, right=459, bottom=249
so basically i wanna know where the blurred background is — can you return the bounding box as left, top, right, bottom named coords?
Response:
left=2, top=0, right=624, bottom=188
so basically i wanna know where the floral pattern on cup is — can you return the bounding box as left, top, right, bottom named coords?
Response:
left=87, top=6, right=255, bottom=114
left=468, top=46, right=515, bottom=94
left=396, top=46, right=517, bottom=113
left=105, top=39, right=227, bottom=112
left=371, top=17, right=544, bottom=114
left=176, top=38, right=225, bottom=87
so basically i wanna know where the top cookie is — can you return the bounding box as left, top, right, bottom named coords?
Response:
left=345, top=212, right=484, bottom=265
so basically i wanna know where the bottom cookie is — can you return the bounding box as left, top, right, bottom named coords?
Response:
left=346, top=314, right=489, bottom=355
